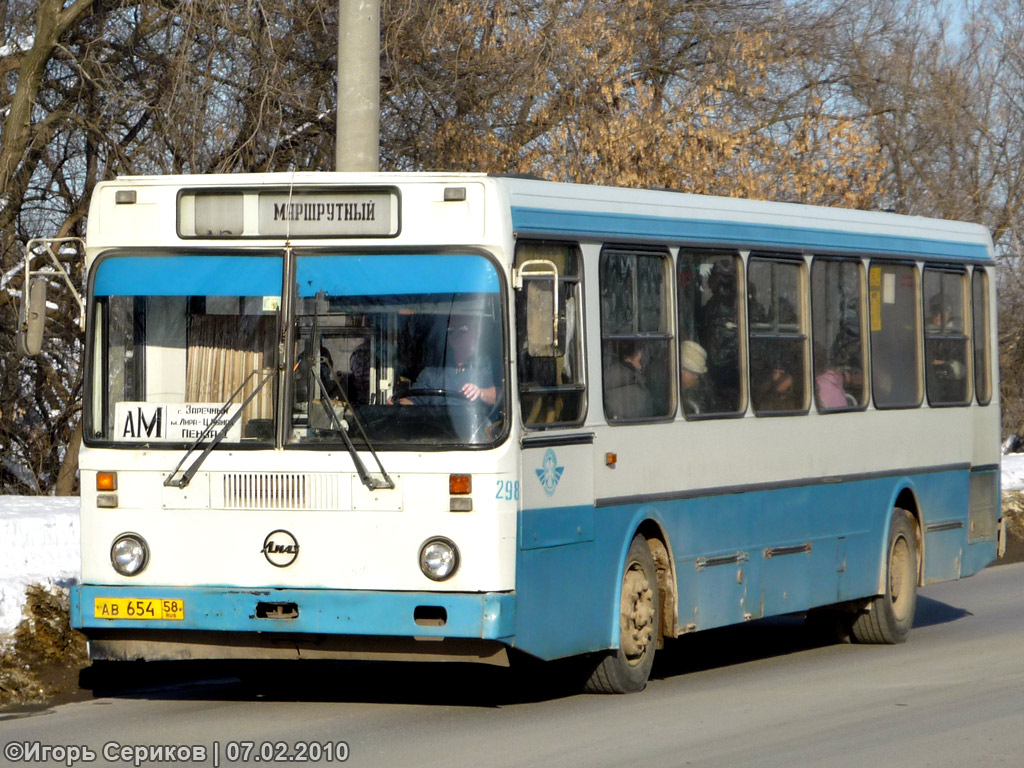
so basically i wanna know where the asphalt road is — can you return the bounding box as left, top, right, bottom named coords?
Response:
left=2, top=562, right=1024, bottom=768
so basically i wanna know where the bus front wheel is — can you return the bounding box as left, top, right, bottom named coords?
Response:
left=584, top=534, right=660, bottom=694
left=851, top=508, right=918, bottom=644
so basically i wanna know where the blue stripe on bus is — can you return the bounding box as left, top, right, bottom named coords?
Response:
left=295, top=254, right=500, bottom=297
left=510, top=207, right=992, bottom=261
left=93, top=254, right=500, bottom=297
left=93, top=255, right=284, bottom=296
left=70, top=585, right=516, bottom=639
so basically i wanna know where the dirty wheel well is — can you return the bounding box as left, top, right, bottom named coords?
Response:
left=894, top=488, right=923, bottom=585
left=635, top=520, right=677, bottom=641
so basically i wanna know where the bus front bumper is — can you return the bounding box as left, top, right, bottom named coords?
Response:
left=70, top=585, right=516, bottom=665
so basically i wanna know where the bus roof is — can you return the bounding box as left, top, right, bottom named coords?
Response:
left=91, top=172, right=994, bottom=264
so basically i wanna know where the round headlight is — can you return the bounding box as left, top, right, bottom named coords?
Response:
left=419, top=537, right=460, bottom=581
left=110, top=533, right=149, bottom=576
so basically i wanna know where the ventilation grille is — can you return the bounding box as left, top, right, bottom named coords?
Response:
left=219, top=473, right=340, bottom=510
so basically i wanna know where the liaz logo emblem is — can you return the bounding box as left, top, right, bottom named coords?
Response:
left=535, top=448, right=565, bottom=497
left=262, top=529, right=299, bottom=567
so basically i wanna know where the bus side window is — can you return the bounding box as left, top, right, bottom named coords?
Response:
left=600, top=248, right=674, bottom=422
left=923, top=267, right=970, bottom=406
left=811, top=259, right=867, bottom=412
left=748, top=255, right=809, bottom=414
left=972, top=268, right=992, bottom=405
left=677, top=250, right=744, bottom=417
left=868, top=261, right=921, bottom=409
left=515, top=242, right=586, bottom=426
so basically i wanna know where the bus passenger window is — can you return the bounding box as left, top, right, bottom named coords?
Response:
left=972, top=269, right=992, bottom=405
left=811, top=259, right=867, bottom=411
left=924, top=267, right=970, bottom=406
left=677, top=251, right=744, bottom=416
left=748, top=256, right=809, bottom=414
left=868, top=262, right=921, bottom=409
left=515, top=242, right=586, bottom=426
left=600, top=249, right=674, bottom=421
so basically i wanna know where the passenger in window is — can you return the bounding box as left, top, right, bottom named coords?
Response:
left=752, top=343, right=802, bottom=412
left=927, top=296, right=967, bottom=403
left=604, top=341, right=654, bottom=420
left=697, top=259, right=741, bottom=411
left=349, top=337, right=371, bottom=404
left=815, top=350, right=861, bottom=410
left=680, top=340, right=708, bottom=415
left=758, top=366, right=797, bottom=410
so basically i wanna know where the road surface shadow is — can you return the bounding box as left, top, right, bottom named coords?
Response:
left=74, top=595, right=972, bottom=708
left=911, top=594, right=972, bottom=628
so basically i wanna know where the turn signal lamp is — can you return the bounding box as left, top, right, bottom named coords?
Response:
left=96, top=472, right=117, bottom=491
left=449, top=474, right=472, bottom=495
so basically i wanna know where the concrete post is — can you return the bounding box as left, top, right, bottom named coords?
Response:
left=336, top=0, right=380, bottom=171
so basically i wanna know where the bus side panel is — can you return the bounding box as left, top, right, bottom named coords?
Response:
left=510, top=470, right=992, bottom=661
left=913, top=468, right=992, bottom=582
left=512, top=504, right=661, bottom=661
left=513, top=540, right=617, bottom=660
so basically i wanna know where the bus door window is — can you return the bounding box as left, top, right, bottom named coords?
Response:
left=678, top=250, right=745, bottom=416
left=972, top=268, right=992, bottom=405
left=748, top=255, right=809, bottom=414
left=923, top=267, right=970, bottom=406
left=515, top=241, right=586, bottom=427
left=868, top=261, right=921, bottom=409
left=599, top=248, right=674, bottom=422
left=811, top=258, right=867, bottom=412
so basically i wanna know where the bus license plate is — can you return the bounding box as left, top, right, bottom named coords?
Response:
left=94, top=597, right=185, bottom=621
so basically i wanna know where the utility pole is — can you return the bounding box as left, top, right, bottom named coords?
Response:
left=336, top=0, right=380, bottom=172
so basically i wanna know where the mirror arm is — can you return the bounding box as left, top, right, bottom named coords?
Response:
left=23, top=237, right=86, bottom=331
left=513, top=258, right=560, bottom=353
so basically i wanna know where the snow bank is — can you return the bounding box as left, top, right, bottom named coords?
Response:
left=0, top=497, right=80, bottom=635
left=1003, top=453, right=1024, bottom=492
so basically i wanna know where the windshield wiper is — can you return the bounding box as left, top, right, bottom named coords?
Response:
left=310, top=365, right=395, bottom=491
left=163, top=369, right=274, bottom=489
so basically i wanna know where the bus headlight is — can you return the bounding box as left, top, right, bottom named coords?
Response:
left=419, top=537, right=459, bottom=581
left=110, top=533, right=149, bottom=576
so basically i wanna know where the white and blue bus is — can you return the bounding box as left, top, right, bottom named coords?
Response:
left=49, top=173, right=1000, bottom=693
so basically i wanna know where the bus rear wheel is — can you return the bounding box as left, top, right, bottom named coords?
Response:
left=851, top=508, right=918, bottom=644
left=584, top=534, right=660, bottom=694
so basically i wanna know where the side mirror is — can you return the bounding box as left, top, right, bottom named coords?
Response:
left=525, top=279, right=566, bottom=357
left=15, top=278, right=47, bottom=356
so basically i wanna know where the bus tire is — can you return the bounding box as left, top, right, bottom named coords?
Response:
left=584, top=534, right=660, bottom=694
left=851, top=508, right=918, bottom=644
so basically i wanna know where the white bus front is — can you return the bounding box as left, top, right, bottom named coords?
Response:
left=71, top=247, right=520, bottom=665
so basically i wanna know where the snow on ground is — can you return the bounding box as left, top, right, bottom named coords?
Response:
left=1003, top=452, right=1024, bottom=492
left=1, top=454, right=1024, bottom=639
left=0, top=497, right=79, bottom=636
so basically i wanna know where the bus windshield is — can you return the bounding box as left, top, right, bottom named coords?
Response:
left=87, top=254, right=283, bottom=446
left=288, top=253, right=506, bottom=448
left=86, top=252, right=506, bottom=450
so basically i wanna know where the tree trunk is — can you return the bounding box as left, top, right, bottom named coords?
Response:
left=55, top=420, right=82, bottom=496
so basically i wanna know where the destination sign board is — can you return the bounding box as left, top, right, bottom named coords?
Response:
left=257, top=191, right=397, bottom=237
left=114, top=402, right=242, bottom=442
left=179, top=188, right=400, bottom=238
